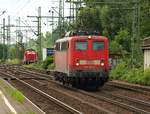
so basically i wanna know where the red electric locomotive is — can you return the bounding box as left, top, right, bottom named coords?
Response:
left=23, top=49, right=38, bottom=64
left=54, top=31, right=109, bottom=89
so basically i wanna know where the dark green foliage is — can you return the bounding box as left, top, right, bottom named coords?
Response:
left=0, top=43, right=25, bottom=61
left=140, top=0, right=150, bottom=37
left=111, top=61, right=128, bottom=79
left=0, top=44, right=3, bottom=59
left=77, top=0, right=133, bottom=39
left=0, top=44, right=8, bottom=60
left=109, top=29, right=131, bottom=57
left=77, top=0, right=150, bottom=40
left=42, top=56, right=54, bottom=69
left=8, top=45, right=18, bottom=59
left=77, top=7, right=102, bottom=32
left=16, top=43, right=25, bottom=60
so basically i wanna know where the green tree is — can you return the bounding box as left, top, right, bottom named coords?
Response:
left=140, top=0, right=150, bottom=38
left=77, top=7, right=102, bottom=32
left=110, top=29, right=131, bottom=57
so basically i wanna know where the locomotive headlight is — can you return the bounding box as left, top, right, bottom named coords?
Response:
left=100, top=62, right=105, bottom=66
left=76, top=58, right=80, bottom=66
left=100, top=59, right=105, bottom=67
left=76, top=62, right=80, bottom=66
left=88, top=36, right=92, bottom=39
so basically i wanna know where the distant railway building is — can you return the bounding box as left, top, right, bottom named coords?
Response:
left=142, top=37, right=150, bottom=69
left=42, top=48, right=54, bottom=60
left=109, top=51, right=122, bottom=69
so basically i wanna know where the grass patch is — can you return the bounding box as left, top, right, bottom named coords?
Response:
left=27, top=112, right=35, bottom=114
left=10, top=90, right=24, bottom=103
left=6, top=59, right=22, bottom=65
left=0, top=79, right=24, bottom=103
left=24, top=62, right=43, bottom=70
left=19, top=111, right=35, bottom=114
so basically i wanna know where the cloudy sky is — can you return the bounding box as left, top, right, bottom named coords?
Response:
left=0, top=0, right=70, bottom=43
left=0, top=0, right=71, bottom=17
left=0, top=0, right=62, bottom=18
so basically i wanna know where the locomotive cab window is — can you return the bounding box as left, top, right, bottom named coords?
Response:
left=61, top=42, right=68, bottom=51
left=75, top=41, right=87, bottom=50
left=55, top=43, right=60, bottom=51
left=93, top=41, right=104, bottom=50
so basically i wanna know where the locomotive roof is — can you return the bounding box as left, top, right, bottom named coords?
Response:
left=56, top=36, right=108, bottom=43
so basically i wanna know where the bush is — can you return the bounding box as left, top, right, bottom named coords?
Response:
left=24, top=56, right=54, bottom=70
left=110, top=61, right=128, bottom=79
left=111, top=62, right=150, bottom=86
left=121, top=68, right=144, bottom=84
left=142, top=68, right=150, bottom=85
left=48, top=63, right=55, bottom=69
left=42, top=56, right=54, bottom=69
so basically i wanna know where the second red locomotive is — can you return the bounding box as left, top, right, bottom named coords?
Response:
left=54, top=31, right=109, bottom=89
left=23, top=49, right=38, bottom=64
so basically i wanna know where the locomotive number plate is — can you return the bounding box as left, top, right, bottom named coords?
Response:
left=80, top=60, right=100, bottom=65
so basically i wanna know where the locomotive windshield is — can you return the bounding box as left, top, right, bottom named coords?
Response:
left=93, top=41, right=104, bottom=50
left=75, top=41, right=88, bottom=50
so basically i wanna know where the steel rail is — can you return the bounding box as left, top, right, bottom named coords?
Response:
left=77, top=90, right=150, bottom=114
left=0, top=71, right=83, bottom=114
left=107, top=81, right=150, bottom=96
left=102, top=91, right=150, bottom=107
left=109, top=80, right=150, bottom=91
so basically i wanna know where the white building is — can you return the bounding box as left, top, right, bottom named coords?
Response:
left=142, top=37, right=150, bottom=70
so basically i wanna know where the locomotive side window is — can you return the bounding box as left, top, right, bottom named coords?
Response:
left=93, top=41, right=104, bottom=50
left=55, top=43, right=60, bottom=51
left=61, top=42, right=68, bottom=51
left=75, top=41, right=87, bottom=50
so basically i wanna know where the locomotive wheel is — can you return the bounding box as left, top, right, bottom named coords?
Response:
left=71, top=77, right=76, bottom=87
left=62, top=79, right=65, bottom=85
left=62, top=76, right=71, bottom=86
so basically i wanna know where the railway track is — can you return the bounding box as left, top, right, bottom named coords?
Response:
left=11, top=65, right=150, bottom=96
left=0, top=71, right=82, bottom=114
left=107, top=80, right=150, bottom=96
left=78, top=90, right=150, bottom=114
left=13, top=65, right=150, bottom=95
left=0, top=67, right=114, bottom=114
left=0, top=65, right=150, bottom=114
